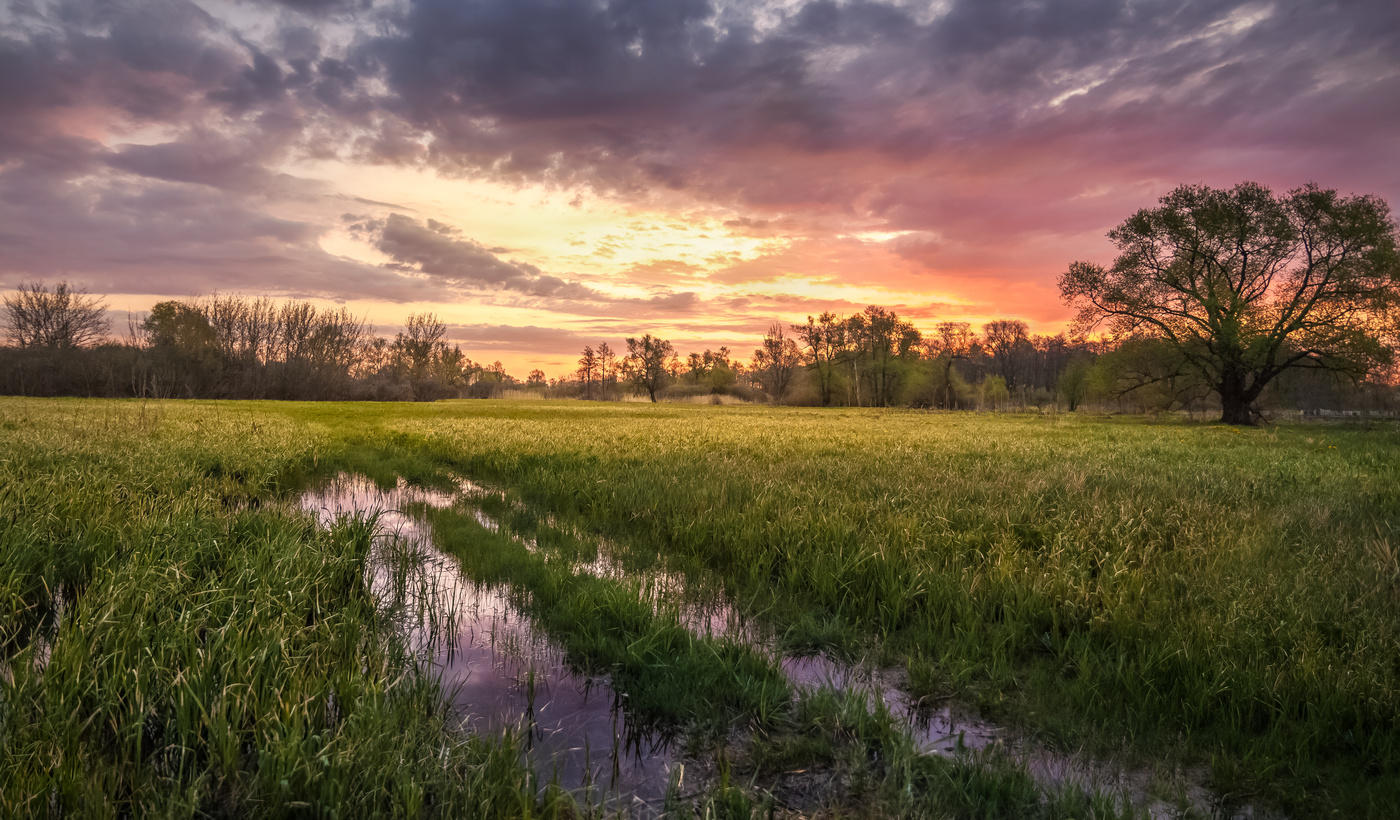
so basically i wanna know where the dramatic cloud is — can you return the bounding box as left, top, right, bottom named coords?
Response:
left=1, top=0, right=1396, bottom=372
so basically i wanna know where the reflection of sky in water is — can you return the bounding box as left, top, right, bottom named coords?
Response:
left=301, top=473, right=1239, bottom=819
left=298, top=475, right=679, bottom=811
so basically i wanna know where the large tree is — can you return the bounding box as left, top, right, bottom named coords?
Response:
left=1061, top=182, right=1400, bottom=424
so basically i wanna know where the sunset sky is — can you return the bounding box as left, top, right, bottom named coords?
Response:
left=2, top=0, right=1397, bottom=376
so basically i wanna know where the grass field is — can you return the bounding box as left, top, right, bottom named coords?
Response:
left=1, top=397, right=1397, bottom=817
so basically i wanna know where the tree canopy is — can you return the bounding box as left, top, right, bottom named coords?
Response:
left=1060, top=181, right=1400, bottom=424
left=624, top=334, right=675, bottom=402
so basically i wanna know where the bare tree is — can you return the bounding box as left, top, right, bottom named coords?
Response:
left=395, top=312, right=447, bottom=379
left=752, top=323, right=802, bottom=403
left=2, top=281, right=109, bottom=348
left=981, top=319, right=1029, bottom=389
left=596, top=341, right=616, bottom=396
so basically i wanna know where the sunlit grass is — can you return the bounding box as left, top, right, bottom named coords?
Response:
left=2, top=397, right=1396, bottom=816
left=393, top=401, right=1400, bottom=816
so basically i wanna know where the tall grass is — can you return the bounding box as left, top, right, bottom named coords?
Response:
left=0, top=400, right=556, bottom=816
left=388, top=401, right=1400, bottom=816
left=3, top=397, right=1396, bottom=816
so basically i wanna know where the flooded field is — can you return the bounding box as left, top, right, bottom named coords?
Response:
left=4, top=399, right=1394, bottom=816
left=299, top=475, right=681, bottom=812
left=297, top=471, right=1252, bottom=818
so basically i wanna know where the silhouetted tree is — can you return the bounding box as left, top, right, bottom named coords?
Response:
left=624, top=334, right=675, bottom=402
left=596, top=341, right=616, bottom=396
left=3, top=282, right=109, bottom=348
left=578, top=345, right=598, bottom=399
left=1062, top=181, right=1400, bottom=424
left=982, top=320, right=1029, bottom=389
left=752, top=323, right=802, bottom=403
left=395, top=313, right=447, bottom=379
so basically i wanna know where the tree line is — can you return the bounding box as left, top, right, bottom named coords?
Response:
left=1, top=282, right=1394, bottom=417
left=540, top=310, right=1393, bottom=417
left=0, top=287, right=517, bottom=401
left=4, top=182, right=1398, bottom=421
left=570, top=180, right=1400, bottom=423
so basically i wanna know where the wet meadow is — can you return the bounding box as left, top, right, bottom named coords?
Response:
left=1, top=398, right=1397, bottom=817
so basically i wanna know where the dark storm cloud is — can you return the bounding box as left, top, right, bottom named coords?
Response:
left=1, top=0, right=1397, bottom=308
left=0, top=161, right=432, bottom=302
left=0, top=0, right=390, bottom=298
left=344, top=0, right=1400, bottom=234
left=240, top=0, right=375, bottom=14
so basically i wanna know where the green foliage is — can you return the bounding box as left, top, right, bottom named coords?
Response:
left=978, top=375, right=1010, bottom=409
left=389, top=399, right=1398, bottom=816
left=0, top=403, right=548, bottom=817
left=1061, top=180, right=1400, bottom=424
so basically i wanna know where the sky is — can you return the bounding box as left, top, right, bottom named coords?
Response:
left=1, top=0, right=1397, bottom=377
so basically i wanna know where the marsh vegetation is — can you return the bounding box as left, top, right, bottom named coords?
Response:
left=1, top=398, right=1397, bottom=816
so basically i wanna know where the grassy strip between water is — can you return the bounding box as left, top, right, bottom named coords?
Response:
left=0, top=403, right=579, bottom=817
left=382, top=401, right=1399, bottom=817
left=417, top=491, right=1135, bottom=818
left=1, top=397, right=1398, bottom=816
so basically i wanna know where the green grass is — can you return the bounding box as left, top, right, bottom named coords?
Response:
left=2, top=397, right=1397, bottom=816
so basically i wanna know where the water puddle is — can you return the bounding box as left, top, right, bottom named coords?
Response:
left=778, top=654, right=1246, bottom=817
left=305, top=472, right=1257, bottom=818
left=780, top=655, right=1001, bottom=755
left=452, top=475, right=1260, bottom=818
left=455, top=477, right=760, bottom=645
left=297, top=475, right=682, bottom=813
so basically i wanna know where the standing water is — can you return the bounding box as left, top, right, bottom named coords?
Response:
left=297, top=474, right=681, bottom=813
left=302, top=474, right=1257, bottom=819
left=449, top=474, right=1261, bottom=819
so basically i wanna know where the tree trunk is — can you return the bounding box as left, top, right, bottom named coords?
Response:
left=1218, top=372, right=1254, bottom=425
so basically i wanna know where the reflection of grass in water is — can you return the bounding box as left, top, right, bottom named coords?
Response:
left=0, top=405, right=564, bottom=817
left=428, top=504, right=792, bottom=736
